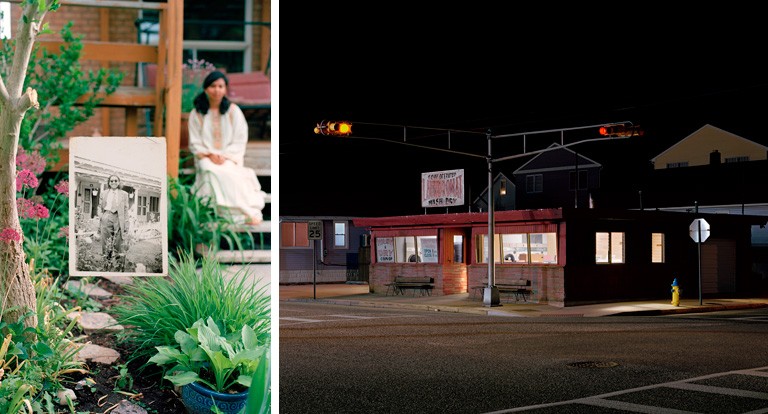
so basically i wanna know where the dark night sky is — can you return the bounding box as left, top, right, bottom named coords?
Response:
left=279, top=6, right=768, bottom=217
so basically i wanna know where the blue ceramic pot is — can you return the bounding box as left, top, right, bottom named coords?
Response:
left=181, top=382, right=248, bottom=414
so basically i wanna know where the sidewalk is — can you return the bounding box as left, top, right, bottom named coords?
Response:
left=280, top=283, right=768, bottom=317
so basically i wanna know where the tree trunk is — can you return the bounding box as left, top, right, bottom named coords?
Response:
left=0, top=110, right=37, bottom=328
left=0, top=0, right=55, bottom=329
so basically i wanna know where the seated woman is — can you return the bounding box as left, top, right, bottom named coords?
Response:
left=188, top=70, right=267, bottom=225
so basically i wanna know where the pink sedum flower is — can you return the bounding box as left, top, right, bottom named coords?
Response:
left=54, top=180, right=70, bottom=195
left=57, top=226, right=69, bottom=239
left=15, top=148, right=46, bottom=175
left=16, top=169, right=39, bottom=192
left=17, top=198, right=50, bottom=220
left=0, top=228, right=21, bottom=243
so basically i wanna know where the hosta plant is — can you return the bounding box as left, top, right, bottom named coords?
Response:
left=148, top=317, right=267, bottom=394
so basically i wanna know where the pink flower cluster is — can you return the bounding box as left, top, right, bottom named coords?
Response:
left=0, top=228, right=21, bottom=243
left=54, top=180, right=69, bottom=195
left=16, top=148, right=46, bottom=175
left=16, top=169, right=39, bottom=192
left=17, top=197, right=50, bottom=220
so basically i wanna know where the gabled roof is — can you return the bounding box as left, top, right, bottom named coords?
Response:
left=650, top=124, right=768, bottom=168
left=513, top=143, right=601, bottom=175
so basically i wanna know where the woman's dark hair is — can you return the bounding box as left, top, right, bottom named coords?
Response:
left=192, top=70, right=232, bottom=115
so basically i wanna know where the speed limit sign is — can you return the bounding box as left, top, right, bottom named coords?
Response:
left=308, top=220, right=323, bottom=240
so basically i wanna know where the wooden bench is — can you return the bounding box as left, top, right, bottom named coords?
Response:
left=496, top=279, right=532, bottom=302
left=386, top=277, right=435, bottom=296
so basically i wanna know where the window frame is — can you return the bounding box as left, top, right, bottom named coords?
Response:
left=281, top=222, right=310, bottom=248
left=333, top=221, right=348, bottom=249
left=526, top=174, right=543, bottom=193
left=596, top=231, right=625, bottom=264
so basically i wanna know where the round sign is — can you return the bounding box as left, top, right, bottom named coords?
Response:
left=689, top=218, right=711, bottom=243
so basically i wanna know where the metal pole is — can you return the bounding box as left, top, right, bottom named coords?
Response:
left=695, top=201, right=701, bottom=305
left=484, top=129, right=500, bottom=307
left=697, top=219, right=702, bottom=306
left=313, top=239, right=317, bottom=300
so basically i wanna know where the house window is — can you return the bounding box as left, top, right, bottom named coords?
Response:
left=137, top=196, right=148, bottom=217
left=569, top=170, right=588, bottom=190
left=333, top=221, right=347, bottom=248
left=140, top=0, right=254, bottom=72
left=149, top=196, right=160, bottom=214
left=666, top=162, right=688, bottom=168
left=596, top=232, right=624, bottom=264
left=724, top=156, right=749, bottom=163
left=476, top=232, right=557, bottom=264
left=651, top=233, right=665, bottom=263
left=392, top=236, right=438, bottom=263
left=281, top=222, right=310, bottom=248
left=526, top=174, right=543, bottom=193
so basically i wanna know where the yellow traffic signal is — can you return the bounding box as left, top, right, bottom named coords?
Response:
left=599, top=123, right=644, bottom=137
left=314, top=120, right=353, bottom=136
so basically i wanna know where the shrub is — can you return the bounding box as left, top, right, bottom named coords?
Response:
left=110, top=251, right=271, bottom=365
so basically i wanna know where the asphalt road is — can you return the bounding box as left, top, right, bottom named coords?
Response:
left=279, top=303, right=768, bottom=413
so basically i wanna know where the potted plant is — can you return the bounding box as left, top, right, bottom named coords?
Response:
left=149, top=317, right=269, bottom=414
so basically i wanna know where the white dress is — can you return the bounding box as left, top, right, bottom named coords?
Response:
left=188, top=103, right=267, bottom=222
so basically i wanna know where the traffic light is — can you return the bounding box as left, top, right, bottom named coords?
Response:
left=599, top=123, right=644, bottom=137
left=314, top=120, right=353, bottom=136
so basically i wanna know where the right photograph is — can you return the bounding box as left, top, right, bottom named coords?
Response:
left=279, top=6, right=768, bottom=414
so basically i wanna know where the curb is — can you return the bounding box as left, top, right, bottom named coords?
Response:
left=283, top=298, right=768, bottom=318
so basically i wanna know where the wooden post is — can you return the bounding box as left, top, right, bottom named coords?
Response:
left=163, top=0, right=183, bottom=179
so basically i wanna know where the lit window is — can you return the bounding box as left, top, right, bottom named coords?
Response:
left=596, top=232, right=624, bottom=264
left=651, top=233, right=665, bottom=263
left=333, top=221, right=347, bottom=248
left=476, top=232, right=557, bottom=264
left=391, top=235, right=438, bottom=263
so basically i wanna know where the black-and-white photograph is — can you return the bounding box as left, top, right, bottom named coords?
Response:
left=69, top=136, right=168, bottom=276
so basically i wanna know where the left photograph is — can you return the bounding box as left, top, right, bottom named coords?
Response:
left=69, top=136, right=168, bottom=276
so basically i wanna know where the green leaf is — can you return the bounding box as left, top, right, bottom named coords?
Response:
left=164, top=371, right=200, bottom=387
left=148, top=346, right=182, bottom=365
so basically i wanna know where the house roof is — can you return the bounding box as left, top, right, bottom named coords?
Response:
left=514, top=143, right=601, bottom=175
left=650, top=124, right=768, bottom=168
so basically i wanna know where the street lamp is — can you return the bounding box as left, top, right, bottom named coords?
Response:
left=314, top=120, right=642, bottom=307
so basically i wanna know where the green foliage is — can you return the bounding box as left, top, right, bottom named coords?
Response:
left=0, top=21, right=124, bottom=163
left=245, top=349, right=271, bottom=414
left=0, top=273, right=88, bottom=413
left=148, top=317, right=267, bottom=393
left=167, top=175, right=252, bottom=262
left=113, top=363, right=134, bottom=392
left=110, top=251, right=271, bottom=365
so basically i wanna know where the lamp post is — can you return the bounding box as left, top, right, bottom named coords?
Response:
left=485, top=129, right=500, bottom=306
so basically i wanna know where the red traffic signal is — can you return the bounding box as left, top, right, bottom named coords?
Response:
left=314, top=120, right=353, bottom=136
left=599, top=123, right=644, bottom=137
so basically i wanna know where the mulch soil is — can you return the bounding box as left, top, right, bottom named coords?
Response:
left=65, top=278, right=188, bottom=413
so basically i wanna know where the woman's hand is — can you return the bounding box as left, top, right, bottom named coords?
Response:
left=198, top=153, right=228, bottom=165
left=209, top=154, right=227, bottom=165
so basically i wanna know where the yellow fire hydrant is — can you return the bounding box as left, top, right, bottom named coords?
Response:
left=671, top=278, right=680, bottom=306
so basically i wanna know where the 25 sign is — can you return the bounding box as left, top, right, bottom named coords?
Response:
left=308, top=220, right=323, bottom=240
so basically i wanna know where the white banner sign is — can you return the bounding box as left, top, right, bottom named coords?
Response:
left=421, top=168, right=465, bottom=208
left=375, top=237, right=395, bottom=263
